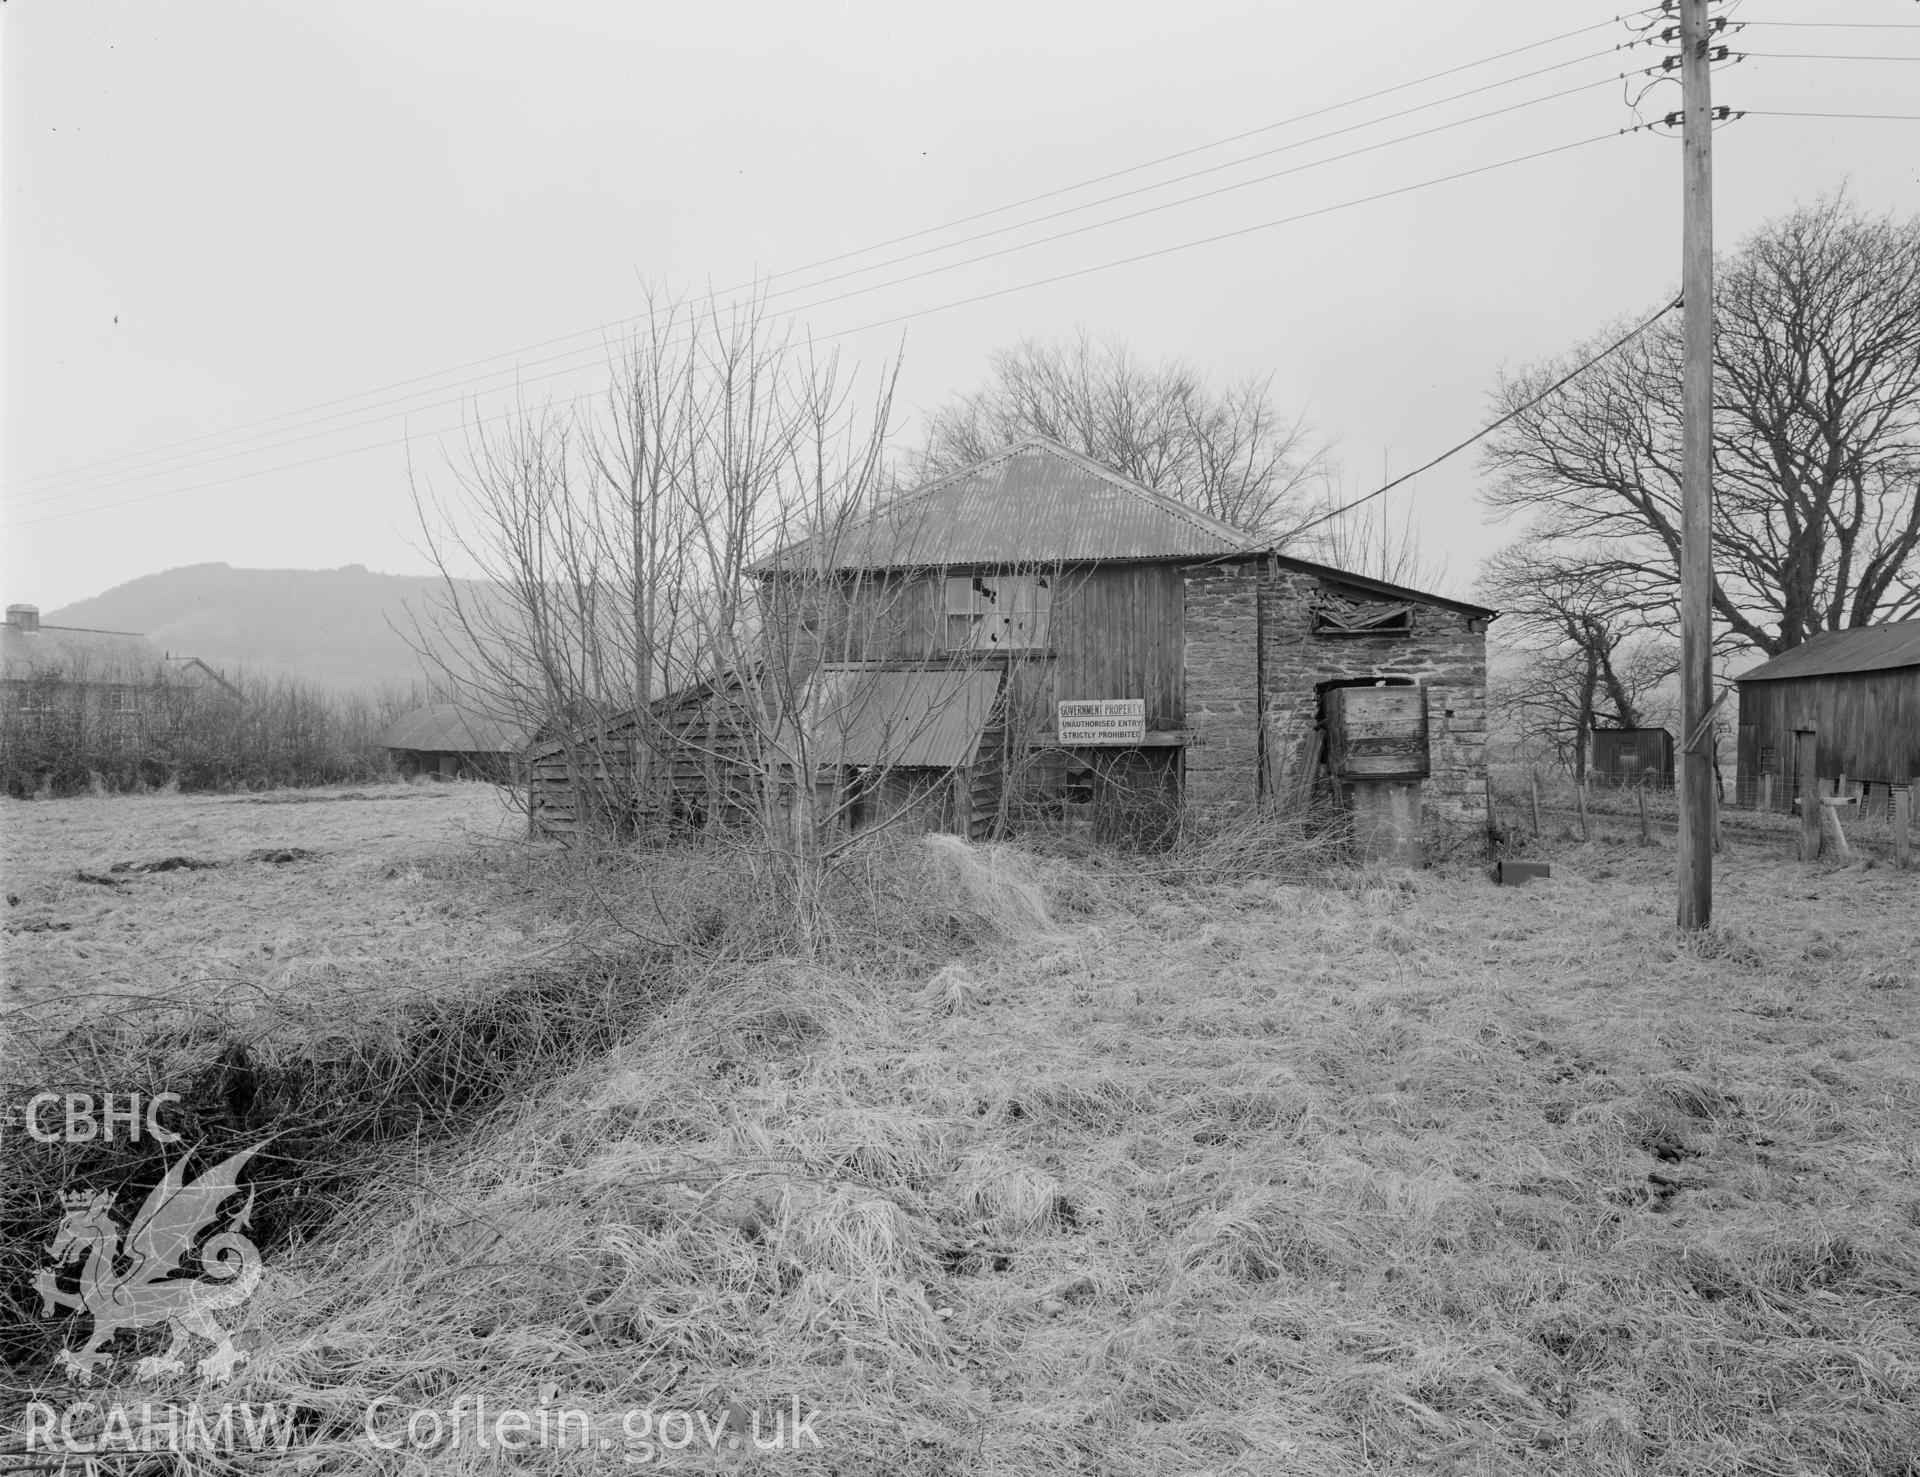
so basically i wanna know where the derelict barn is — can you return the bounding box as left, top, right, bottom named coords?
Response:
left=530, top=437, right=1495, bottom=842
left=1735, top=620, right=1920, bottom=813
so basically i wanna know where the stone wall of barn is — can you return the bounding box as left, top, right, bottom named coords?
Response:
left=1180, top=561, right=1263, bottom=819
left=1257, top=567, right=1488, bottom=813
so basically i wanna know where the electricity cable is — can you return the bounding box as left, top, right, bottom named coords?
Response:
left=1282, top=293, right=1682, bottom=542
left=1743, top=109, right=1920, bottom=121
left=6, top=74, right=1631, bottom=514
left=3, top=18, right=1648, bottom=499
left=9, top=131, right=1626, bottom=530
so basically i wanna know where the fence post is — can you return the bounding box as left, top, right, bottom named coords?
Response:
left=1795, top=729, right=1820, bottom=863
left=1577, top=779, right=1590, bottom=842
left=1760, top=772, right=1773, bottom=814
left=1638, top=785, right=1651, bottom=846
left=1895, top=786, right=1912, bottom=870
left=1529, top=768, right=1542, bottom=839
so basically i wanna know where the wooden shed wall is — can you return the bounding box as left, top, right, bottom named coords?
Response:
left=1736, top=667, right=1920, bottom=808
left=528, top=670, right=1010, bottom=843
left=780, top=563, right=1188, bottom=735
left=528, top=681, right=768, bottom=838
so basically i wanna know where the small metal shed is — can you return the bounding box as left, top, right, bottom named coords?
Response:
left=1589, top=727, right=1675, bottom=789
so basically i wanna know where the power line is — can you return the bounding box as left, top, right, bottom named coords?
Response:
left=2, top=18, right=1641, bottom=499
left=6, top=68, right=1631, bottom=515
left=1283, top=294, right=1682, bottom=541
left=1744, top=109, right=1920, bottom=121
left=1739, top=19, right=1920, bottom=28
left=8, top=129, right=1625, bottom=530
left=8, top=51, right=1628, bottom=510
left=1742, top=51, right=1920, bottom=61
left=830, top=133, right=1619, bottom=342
left=753, top=55, right=1624, bottom=308
left=762, top=18, right=1649, bottom=287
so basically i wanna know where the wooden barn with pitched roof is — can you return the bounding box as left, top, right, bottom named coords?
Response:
left=529, top=437, right=1495, bottom=842
left=1735, top=619, right=1920, bottom=813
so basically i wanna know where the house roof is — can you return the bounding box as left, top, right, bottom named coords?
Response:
left=0, top=622, right=166, bottom=681
left=751, top=436, right=1262, bottom=572
left=796, top=666, right=1001, bottom=768
left=164, top=656, right=240, bottom=696
left=378, top=703, right=530, bottom=754
left=1736, top=620, right=1920, bottom=683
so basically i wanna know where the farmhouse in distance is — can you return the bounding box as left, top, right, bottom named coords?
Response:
left=530, top=437, right=1496, bottom=841
left=1, top=600, right=235, bottom=723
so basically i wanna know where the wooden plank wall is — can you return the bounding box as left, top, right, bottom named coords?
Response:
left=528, top=681, right=769, bottom=838
left=826, top=564, right=1187, bottom=734
left=1736, top=669, right=1920, bottom=808
left=530, top=669, right=1012, bottom=843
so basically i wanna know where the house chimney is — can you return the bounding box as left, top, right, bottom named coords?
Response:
left=6, top=604, right=39, bottom=632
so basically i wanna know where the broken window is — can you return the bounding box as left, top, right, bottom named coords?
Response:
left=945, top=573, right=1051, bottom=651
left=1309, top=582, right=1414, bottom=636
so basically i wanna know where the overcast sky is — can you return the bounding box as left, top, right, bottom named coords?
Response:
left=5, top=0, right=1917, bottom=612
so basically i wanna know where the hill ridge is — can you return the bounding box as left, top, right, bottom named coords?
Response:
left=37, top=563, right=467, bottom=690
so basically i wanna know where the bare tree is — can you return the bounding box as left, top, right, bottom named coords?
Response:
left=409, top=288, right=937, bottom=949
left=1298, top=471, right=1447, bottom=590
left=1480, top=540, right=1678, bottom=775
left=913, top=326, right=1329, bottom=539
left=1482, top=193, right=1920, bottom=657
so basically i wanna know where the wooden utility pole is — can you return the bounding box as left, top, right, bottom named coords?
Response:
left=1676, top=0, right=1716, bottom=929
left=1796, top=729, right=1820, bottom=863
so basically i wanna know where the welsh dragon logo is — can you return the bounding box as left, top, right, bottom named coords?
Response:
left=35, top=1141, right=269, bottom=1385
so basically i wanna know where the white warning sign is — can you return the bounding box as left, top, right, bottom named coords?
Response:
left=1057, top=699, right=1146, bottom=745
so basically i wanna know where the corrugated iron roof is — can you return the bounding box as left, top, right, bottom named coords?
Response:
left=797, top=666, right=1001, bottom=767
left=1735, top=620, right=1920, bottom=683
left=753, top=437, right=1261, bottom=572
left=378, top=703, right=529, bottom=754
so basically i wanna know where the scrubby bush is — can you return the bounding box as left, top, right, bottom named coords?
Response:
left=0, top=667, right=414, bottom=796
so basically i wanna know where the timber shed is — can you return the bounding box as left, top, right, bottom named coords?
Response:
left=528, top=438, right=1496, bottom=841
left=526, top=666, right=1008, bottom=840
left=379, top=703, right=528, bottom=782
left=1735, top=619, right=1920, bottom=811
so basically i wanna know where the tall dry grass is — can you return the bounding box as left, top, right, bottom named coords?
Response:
left=5, top=799, right=1916, bottom=1474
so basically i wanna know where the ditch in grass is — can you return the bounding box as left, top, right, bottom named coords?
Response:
left=6, top=816, right=1917, bottom=1474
